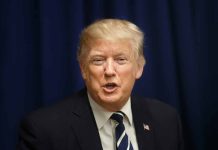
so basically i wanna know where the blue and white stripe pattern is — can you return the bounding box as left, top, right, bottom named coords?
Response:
left=111, top=111, right=134, bottom=150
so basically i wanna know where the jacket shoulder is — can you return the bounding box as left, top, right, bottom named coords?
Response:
left=132, top=97, right=181, bottom=130
left=133, top=97, right=178, bottom=116
left=21, top=89, right=87, bottom=130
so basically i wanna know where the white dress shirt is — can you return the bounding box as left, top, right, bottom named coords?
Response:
left=88, top=94, right=139, bottom=150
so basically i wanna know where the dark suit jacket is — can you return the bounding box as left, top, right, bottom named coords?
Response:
left=17, top=89, right=184, bottom=150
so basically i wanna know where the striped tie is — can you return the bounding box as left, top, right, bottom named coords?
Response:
left=111, top=111, right=134, bottom=150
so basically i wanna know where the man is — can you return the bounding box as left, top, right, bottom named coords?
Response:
left=17, top=19, right=184, bottom=150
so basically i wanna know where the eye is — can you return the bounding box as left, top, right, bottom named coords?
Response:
left=115, top=57, right=128, bottom=65
left=91, top=57, right=105, bottom=65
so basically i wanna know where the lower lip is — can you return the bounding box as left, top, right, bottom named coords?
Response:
left=102, top=86, right=118, bottom=93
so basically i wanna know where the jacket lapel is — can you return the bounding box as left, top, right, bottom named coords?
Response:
left=68, top=90, right=156, bottom=150
left=131, top=97, right=156, bottom=150
left=69, top=90, right=103, bottom=150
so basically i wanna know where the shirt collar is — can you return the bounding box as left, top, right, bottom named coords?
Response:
left=88, top=93, right=133, bottom=130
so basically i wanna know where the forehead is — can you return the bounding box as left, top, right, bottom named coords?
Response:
left=88, top=39, right=133, bottom=56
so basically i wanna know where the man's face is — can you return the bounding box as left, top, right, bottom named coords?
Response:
left=80, top=39, right=144, bottom=111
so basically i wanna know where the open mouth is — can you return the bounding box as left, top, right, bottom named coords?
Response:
left=103, top=83, right=118, bottom=92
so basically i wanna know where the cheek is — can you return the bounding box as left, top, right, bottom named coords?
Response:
left=119, top=65, right=137, bottom=78
left=86, top=67, right=103, bottom=82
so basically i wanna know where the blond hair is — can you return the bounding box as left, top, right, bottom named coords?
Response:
left=77, top=19, right=145, bottom=65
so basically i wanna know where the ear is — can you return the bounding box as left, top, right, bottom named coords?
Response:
left=135, top=57, right=146, bottom=79
left=80, top=63, right=87, bottom=80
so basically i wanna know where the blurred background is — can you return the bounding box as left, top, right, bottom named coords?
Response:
left=0, top=0, right=217, bottom=150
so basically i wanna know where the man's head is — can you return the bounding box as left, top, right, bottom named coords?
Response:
left=77, top=19, right=145, bottom=111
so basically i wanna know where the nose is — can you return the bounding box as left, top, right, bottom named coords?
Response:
left=104, top=59, right=116, bottom=77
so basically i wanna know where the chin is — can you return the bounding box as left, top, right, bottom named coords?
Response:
left=99, top=94, right=122, bottom=103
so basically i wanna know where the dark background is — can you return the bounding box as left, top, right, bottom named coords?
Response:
left=0, top=0, right=217, bottom=150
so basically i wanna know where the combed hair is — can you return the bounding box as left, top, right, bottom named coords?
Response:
left=77, top=19, right=145, bottom=65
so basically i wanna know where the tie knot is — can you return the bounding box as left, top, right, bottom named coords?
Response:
left=110, top=111, right=125, bottom=124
